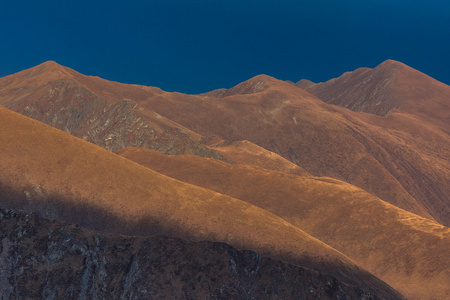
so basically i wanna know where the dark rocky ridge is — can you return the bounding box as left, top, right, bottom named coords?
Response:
left=0, top=207, right=399, bottom=300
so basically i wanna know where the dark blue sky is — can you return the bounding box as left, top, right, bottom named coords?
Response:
left=1, top=1, right=449, bottom=93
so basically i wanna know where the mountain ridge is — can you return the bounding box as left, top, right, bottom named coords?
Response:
left=297, top=59, right=450, bottom=121
left=1, top=60, right=448, bottom=226
left=0, top=59, right=448, bottom=298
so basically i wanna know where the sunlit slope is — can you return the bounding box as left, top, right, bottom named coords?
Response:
left=0, top=105, right=403, bottom=298
left=0, top=61, right=222, bottom=158
left=2, top=61, right=447, bottom=225
left=300, top=60, right=450, bottom=123
left=134, top=74, right=441, bottom=223
left=207, top=140, right=310, bottom=176
left=118, top=147, right=450, bottom=300
left=296, top=60, right=450, bottom=226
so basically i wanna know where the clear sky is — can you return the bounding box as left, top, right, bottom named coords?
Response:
left=1, top=1, right=449, bottom=93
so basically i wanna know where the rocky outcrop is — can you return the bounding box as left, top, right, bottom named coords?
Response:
left=0, top=207, right=395, bottom=300
left=2, top=77, right=225, bottom=159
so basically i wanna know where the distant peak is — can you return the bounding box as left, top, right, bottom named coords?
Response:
left=37, top=60, right=66, bottom=71
left=41, top=60, right=60, bottom=66
left=295, top=79, right=316, bottom=90
left=382, top=59, right=401, bottom=64
left=249, top=74, right=276, bottom=81
left=376, top=59, right=409, bottom=70
left=7, top=60, right=76, bottom=84
left=215, top=75, right=274, bottom=97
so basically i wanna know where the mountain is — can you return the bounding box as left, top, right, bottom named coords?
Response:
left=117, top=147, right=450, bottom=300
left=0, top=105, right=401, bottom=298
left=294, top=60, right=450, bottom=225
left=132, top=72, right=448, bottom=226
left=296, top=60, right=450, bottom=124
left=0, top=61, right=224, bottom=159
left=2, top=62, right=448, bottom=227
left=0, top=60, right=449, bottom=299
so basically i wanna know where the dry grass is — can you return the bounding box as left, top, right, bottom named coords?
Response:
left=0, top=105, right=401, bottom=298
left=118, top=147, right=450, bottom=300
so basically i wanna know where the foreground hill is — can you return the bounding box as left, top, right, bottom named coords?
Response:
left=118, top=147, right=450, bottom=300
left=1, top=61, right=448, bottom=226
left=1, top=207, right=385, bottom=299
left=0, top=105, right=401, bottom=298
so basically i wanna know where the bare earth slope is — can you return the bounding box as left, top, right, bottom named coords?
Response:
left=137, top=73, right=448, bottom=225
left=1, top=61, right=448, bottom=226
left=118, top=147, right=450, bottom=300
left=0, top=105, right=402, bottom=298
left=0, top=61, right=224, bottom=159
left=298, top=60, right=450, bottom=122
left=296, top=59, right=450, bottom=225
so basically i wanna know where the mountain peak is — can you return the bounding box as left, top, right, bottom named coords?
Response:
left=301, top=59, right=450, bottom=118
left=379, top=59, right=403, bottom=66
left=39, top=60, right=64, bottom=68
left=205, top=75, right=275, bottom=97
left=3, top=60, right=76, bottom=85
left=295, top=79, right=316, bottom=90
left=32, top=60, right=72, bottom=75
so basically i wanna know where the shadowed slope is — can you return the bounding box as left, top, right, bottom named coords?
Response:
left=2, top=207, right=388, bottom=299
left=117, top=147, right=450, bottom=300
left=0, top=105, right=402, bottom=298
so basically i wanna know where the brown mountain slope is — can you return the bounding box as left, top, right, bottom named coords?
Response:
left=207, top=140, right=310, bottom=176
left=0, top=105, right=402, bottom=298
left=295, top=78, right=316, bottom=90
left=0, top=61, right=224, bottom=159
left=295, top=60, right=450, bottom=224
left=2, top=207, right=387, bottom=299
left=1, top=61, right=448, bottom=225
left=298, top=59, right=450, bottom=123
left=117, top=147, right=450, bottom=300
left=132, top=73, right=446, bottom=224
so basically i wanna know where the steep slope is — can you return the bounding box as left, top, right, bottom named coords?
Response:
left=206, top=140, right=310, bottom=176
left=135, top=73, right=447, bottom=225
left=1, top=207, right=385, bottom=299
left=1, top=62, right=448, bottom=226
left=0, top=61, right=224, bottom=159
left=296, top=59, right=450, bottom=224
left=298, top=59, right=450, bottom=123
left=118, top=147, right=450, bottom=300
left=0, top=105, right=402, bottom=298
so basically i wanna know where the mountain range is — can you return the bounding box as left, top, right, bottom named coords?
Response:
left=0, top=60, right=448, bottom=299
